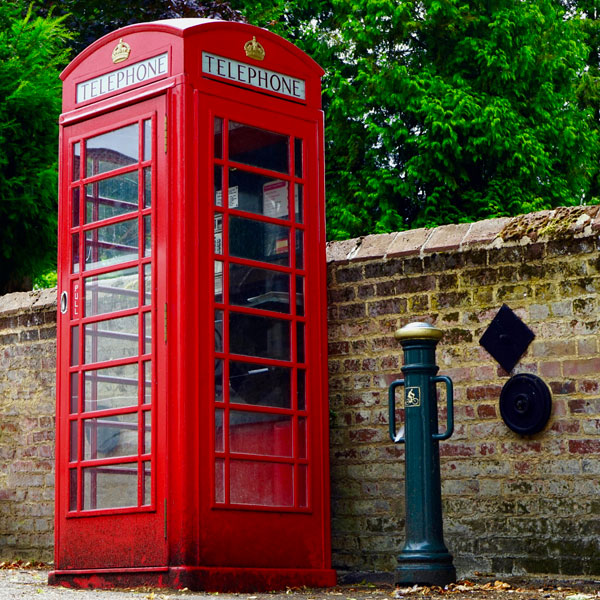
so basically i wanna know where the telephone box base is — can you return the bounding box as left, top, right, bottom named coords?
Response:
left=49, top=566, right=337, bottom=592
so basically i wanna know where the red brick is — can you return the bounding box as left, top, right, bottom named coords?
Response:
left=569, top=440, right=600, bottom=454
left=550, top=420, right=580, bottom=434
left=563, top=358, right=600, bottom=376
left=477, top=404, right=497, bottom=419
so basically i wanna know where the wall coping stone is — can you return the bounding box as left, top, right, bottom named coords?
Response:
left=326, top=205, right=600, bottom=263
left=0, top=288, right=57, bottom=316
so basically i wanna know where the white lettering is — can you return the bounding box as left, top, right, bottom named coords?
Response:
left=76, top=52, right=169, bottom=103
left=201, top=52, right=306, bottom=101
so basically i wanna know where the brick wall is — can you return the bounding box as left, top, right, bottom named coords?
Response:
left=0, top=289, right=56, bottom=562
left=327, top=206, right=600, bottom=579
left=2, top=205, right=600, bottom=579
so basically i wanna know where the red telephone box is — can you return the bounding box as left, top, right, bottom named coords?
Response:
left=51, top=19, right=335, bottom=591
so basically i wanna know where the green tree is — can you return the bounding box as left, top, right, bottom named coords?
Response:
left=239, top=0, right=600, bottom=239
left=0, top=2, right=71, bottom=294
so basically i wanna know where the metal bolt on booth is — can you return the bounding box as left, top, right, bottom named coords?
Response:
left=388, top=322, right=456, bottom=587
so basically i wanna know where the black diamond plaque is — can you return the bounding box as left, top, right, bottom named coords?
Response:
left=479, top=304, right=535, bottom=373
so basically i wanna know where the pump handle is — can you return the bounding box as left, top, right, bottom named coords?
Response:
left=388, top=379, right=405, bottom=444
left=432, top=375, right=454, bottom=440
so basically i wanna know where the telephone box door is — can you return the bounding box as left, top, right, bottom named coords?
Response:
left=201, top=96, right=329, bottom=568
left=56, top=95, right=168, bottom=569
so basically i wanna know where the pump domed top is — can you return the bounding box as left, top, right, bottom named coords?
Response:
left=60, top=19, right=324, bottom=113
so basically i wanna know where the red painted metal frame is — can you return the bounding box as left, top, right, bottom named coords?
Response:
left=53, top=19, right=334, bottom=592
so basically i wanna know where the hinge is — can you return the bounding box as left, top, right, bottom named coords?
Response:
left=164, top=115, right=168, bottom=153
left=164, top=499, right=167, bottom=539
left=164, top=302, right=167, bottom=343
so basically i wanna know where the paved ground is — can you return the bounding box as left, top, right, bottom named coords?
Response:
left=0, top=567, right=599, bottom=600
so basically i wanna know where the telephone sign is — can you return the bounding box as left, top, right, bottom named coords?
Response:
left=51, top=19, right=334, bottom=592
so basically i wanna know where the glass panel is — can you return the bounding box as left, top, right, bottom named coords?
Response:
left=298, top=464, right=308, bottom=508
left=143, top=361, right=152, bottom=405
left=294, top=138, right=303, bottom=178
left=229, top=216, right=289, bottom=266
left=72, top=188, right=80, bottom=227
left=230, top=412, right=292, bottom=457
left=70, top=420, right=78, bottom=461
left=296, top=276, right=304, bottom=316
left=229, top=313, right=290, bottom=361
left=214, top=261, right=223, bottom=303
left=229, top=263, right=289, bottom=313
left=84, top=412, right=138, bottom=460
left=297, top=322, right=305, bottom=363
left=214, top=214, right=223, bottom=254
left=86, top=123, right=138, bottom=177
left=297, top=369, right=306, bottom=411
left=85, top=172, right=138, bottom=223
left=83, top=363, right=139, bottom=412
left=143, top=411, right=151, bottom=454
left=143, top=119, right=152, bottom=161
left=72, top=233, right=80, bottom=273
left=229, top=122, right=289, bottom=174
left=295, top=184, right=303, bottom=224
left=215, top=459, right=225, bottom=503
left=229, top=361, right=291, bottom=408
left=214, top=166, right=223, bottom=206
left=230, top=460, right=293, bottom=506
left=214, top=117, right=223, bottom=160
left=83, top=463, right=138, bottom=510
left=144, top=312, right=152, bottom=355
left=70, top=372, right=79, bottom=413
left=144, top=215, right=151, bottom=256
left=228, top=170, right=289, bottom=219
left=298, top=417, right=307, bottom=459
left=84, top=218, right=138, bottom=271
left=143, top=461, right=151, bottom=506
left=215, top=310, right=223, bottom=353
left=84, top=267, right=138, bottom=317
left=71, top=326, right=79, bottom=366
left=84, top=314, right=138, bottom=364
left=143, top=263, right=152, bottom=305
left=215, top=359, right=223, bottom=402
left=143, top=167, right=152, bottom=208
left=295, top=229, right=304, bottom=269
left=69, top=469, right=78, bottom=511
left=215, top=408, right=224, bottom=452
left=72, top=142, right=81, bottom=182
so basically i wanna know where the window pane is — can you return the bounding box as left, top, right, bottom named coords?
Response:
left=143, top=263, right=152, bottom=305
left=229, top=361, right=291, bottom=408
left=229, top=122, right=289, bottom=174
left=143, top=411, right=151, bottom=454
left=295, top=229, right=304, bottom=269
left=83, top=463, right=138, bottom=510
left=215, top=408, right=224, bottom=452
left=86, top=123, right=138, bottom=177
left=214, top=165, right=223, bottom=206
left=229, top=313, right=290, bottom=361
left=215, top=359, right=223, bottom=403
left=70, top=421, right=78, bottom=462
left=229, top=216, right=289, bottom=266
left=215, top=310, right=223, bottom=353
left=72, top=142, right=81, bottom=182
left=84, top=412, right=138, bottom=459
left=72, top=188, right=80, bottom=227
left=85, top=267, right=138, bottom=317
left=214, top=214, right=223, bottom=254
left=143, top=461, right=151, bottom=506
left=70, top=372, right=79, bottom=413
left=144, top=215, right=151, bottom=256
left=69, top=469, right=78, bottom=511
left=230, top=460, right=293, bottom=506
left=215, top=261, right=223, bottom=303
left=229, top=263, right=289, bottom=313
left=84, top=314, right=138, bottom=364
left=298, top=464, right=308, bottom=508
left=84, top=218, right=138, bottom=271
left=230, top=412, right=292, bottom=457
left=144, top=167, right=152, bottom=208
left=295, top=184, right=303, bottom=224
left=298, top=417, right=307, bottom=459
left=228, top=170, right=289, bottom=219
left=297, top=369, right=306, bottom=411
left=215, top=459, right=225, bottom=503
left=143, top=119, right=152, bottom=161
left=85, top=172, right=138, bottom=223
left=297, top=322, right=305, bottom=363
left=144, top=312, right=152, bottom=355
left=296, top=276, right=304, bottom=316
left=294, top=138, right=303, bottom=178
left=71, top=326, right=79, bottom=366
left=72, top=233, right=80, bottom=273
left=143, top=361, right=152, bottom=405
left=84, top=363, right=139, bottom=412
left=214, top=117, right=223, bottom=160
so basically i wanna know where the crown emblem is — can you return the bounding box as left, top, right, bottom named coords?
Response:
left=244, top=36, right=265, bottom=61
left=111, top=39, right=131, bottom=64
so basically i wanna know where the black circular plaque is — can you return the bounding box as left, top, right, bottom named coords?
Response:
left=499, top=374, right=552, bottom=435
